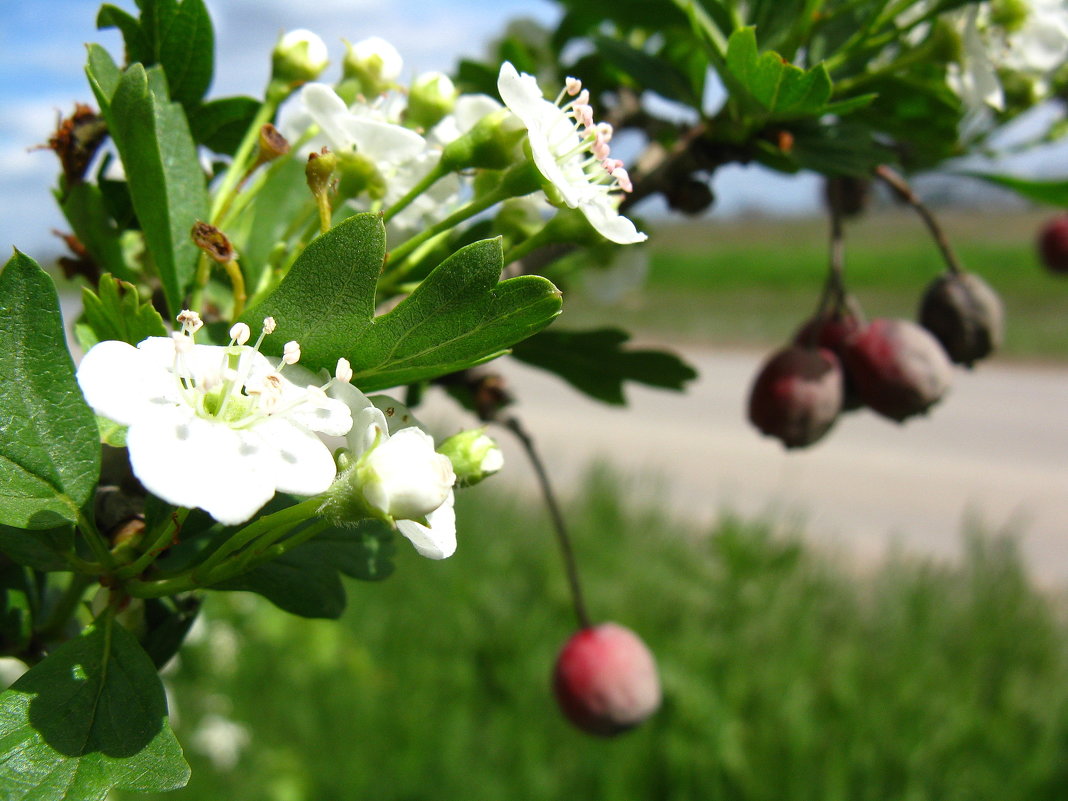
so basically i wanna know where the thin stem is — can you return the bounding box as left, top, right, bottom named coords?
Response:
left=503, top=225, right=553, bottom=266
left=78, top=510, right=116, bottom=572
left=210, top=90, right=285, bottom=224
left=812, top=180, right=847, bottom=324
left=386, top=188, right=506, bottom=270
left=114, top=508, right=189, bottom=580
left=875, top=165, right=963, bottom=274
left=191, top=497, right=321, bottom=580
left=502, top=416, right=591, bottom=629
left=383, top=161, right=449, bottom=223
left=222, top=258, right=247, bottom=320
left=224, top=519, right=332, bottom=577
left=315, top=192, right=333, bottom=234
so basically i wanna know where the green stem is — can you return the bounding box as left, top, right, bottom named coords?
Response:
left=37, top=573, right=94, bottom=640
left=239, top=519, right=333, bottom=569
left=192, top=497, right=322, bottom=580
left=210, top=84, right=288, bottom=224
left=382, top=161, right=449, bottom=223
left=78, top=510, right=116, bottom=572
left=502, top=225, right=555, bottom=266
left=114, top=508, right=190, bottom=581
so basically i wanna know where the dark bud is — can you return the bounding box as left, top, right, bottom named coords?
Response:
left=748, top=345, right=844, bottom=448
left=553, top=623, right=661, bottom=737
left=844, top=318, right=953, bottom=422
left=1038, top=214, right=1068, bottom=275
left=191, top=221, right=235, bottom=263
left=919, top=272, right=1003, bottom=366
left=665, top=179, right=714, bottom=216
left=257, top=123, right=291, bottom=162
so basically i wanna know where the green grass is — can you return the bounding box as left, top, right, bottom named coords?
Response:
left=565, top=210, right=1068, bottom=361
left=124, top=470, right=1068, bottom=801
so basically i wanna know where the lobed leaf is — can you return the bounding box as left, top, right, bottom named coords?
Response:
left=80, top=273, right=168, bottom=348
left=0, top=252, right=100, bottom=530
left=511, top=327, right=698, bottom=405
left=962, top=173, right=1068, bottom=208
left=242, top=214, right=562, bottom=391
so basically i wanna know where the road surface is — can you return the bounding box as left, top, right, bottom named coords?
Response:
left=420, top=348, right=1068, bottom=584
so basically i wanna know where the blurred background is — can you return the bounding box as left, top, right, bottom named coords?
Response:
left=4, top=2, right=1068, bottom=799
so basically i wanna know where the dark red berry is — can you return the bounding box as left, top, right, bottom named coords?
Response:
left=794, top=303, right=866, bottom=410
left=748, top=345, right=844, bottom=448
left=919, top=272, right=1003, bottom=366
left=553, top=623, right=661, bottom=737
left=844, top=318, right=953, bottom=422
left=1038, top=214, right=1068, bottom=275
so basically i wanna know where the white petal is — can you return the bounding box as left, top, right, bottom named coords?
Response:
left=497, top=62, right=551, bottom=124
left=341, top=116, right=427, bottom=163
left=397, top=491, right=456, bottom=559
left=250, top=418, right=339, bottom=497
left=302, top=83, right=358, bottom=151
left=454, top=93, right=503, bottom=133
left=364, top=427, right=454, bottom=519
left=369, top=395, right=425, bottom=434
left=127, top=409, right=275, bottom=526
left=579, top=195, right=648, bottom=245
left=77, top=339, right=180, bottom=426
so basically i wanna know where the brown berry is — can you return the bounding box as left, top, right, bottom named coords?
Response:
left=919, top=272, right=1003, bottom=366
left=748, top=345, right=844, bottom=448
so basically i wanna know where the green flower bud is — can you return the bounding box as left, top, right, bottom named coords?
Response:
left=438, top=429, right=504, bottom=487
left=342, top=37, right=403, bottom=97
left=335, top=150, right=387, bottom=200
left=991, top=0, right=1029, bottom=33
left=305, top=147, right=337, bottom=197
left=406, top=71, right=458, bottom=130
left=272, top=29, right=329, bottom=86
left=441, top=108, right=525, bottom=171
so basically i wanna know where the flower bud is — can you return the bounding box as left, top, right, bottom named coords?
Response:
left=335, top=150, right=387, bottom=200
left=342, top=36, right=402, bottom=97
left=356, top=427, right=455, bottom=520
left=441, top=108, right=526, bottom=172
left=438, top=429, right=503, bottom=487
left=406, top=71, right=458, bottom=130
left=918, top=272, right=1003, bottom=366
left=271, top=29, right=329, bottom=86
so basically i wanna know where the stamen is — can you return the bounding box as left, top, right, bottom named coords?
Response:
left=611, top=167, right=633, bottom=193
left=565, top=77, right=582, bottom=96
left=262, top=317, right=277, bottom=335
left=282, top=340, right=301, bottom=365
left=335, top=357, right=353, bottom=384
left=596, top=122, right=613, bottom=142
left=229, top=322, right=251, bottom=345
left=176, top=309, right=204, bottom=336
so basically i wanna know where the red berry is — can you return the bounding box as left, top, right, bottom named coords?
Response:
left=844, top=318, right=953, bottom=422
left=748, top=345, right=844, bottom=448
left=918, top=271, right=1003, bottom=366
left=1038, top=214, right=1068, bottom=275
left=794, top=304, right=866, bottom=411
left=553, top=623, right=661, bottom=737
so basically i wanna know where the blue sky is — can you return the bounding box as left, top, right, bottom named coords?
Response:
left=0, top=0, right=824, bottom=261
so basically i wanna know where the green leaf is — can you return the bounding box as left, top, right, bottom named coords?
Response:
left=592, top=34, right=699, bottom=105
left=0, top=252, right=100, bottom=530
left=96, top=416, right=128, bottom=448
left=0, top=618, right=189, bottom=800
left=81, top=273, right=167, bottom=347
left=243, top=214, right=562, bottom=391
left=961, top=173, right=1068, bottom=207
left=187, top=95, right=260, bottom=155
left=725, top=27, right=833, bottom=120
left=85, top=45, right=122, bottom=113
left=234, top=156, right=309, bottom=290
left=154, top=0, right=213, bottom=108
left=215, top=522, right=396, bottom=618
left=56, top=184, right=132, bottom=282
left=96, top=5, right=151, bottom=65
left=0, top=526, right=73, bottom=572
left=140, top=597, right=201, bottom=669
left=510, top=328, right=698, bottom=405
left=108, top=63, right=209, bottom=317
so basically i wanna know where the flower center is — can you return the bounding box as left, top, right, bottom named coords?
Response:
left=549, top=79, right=633, bottom=199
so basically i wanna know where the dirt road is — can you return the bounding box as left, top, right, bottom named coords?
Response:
left=424, top=348, right=1068, bottom=584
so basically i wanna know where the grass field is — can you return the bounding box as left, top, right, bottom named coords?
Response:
left=122, top=470, right=1068, bottom=801
left=565, top=209, right=1068, bottom=361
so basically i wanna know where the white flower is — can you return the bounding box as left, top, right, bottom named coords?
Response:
left=272, top=29, right=329, bottom=84
left=76, top=318, right=352, bottom=526
left=344, top=36, right=404, bottom=85
left=327, top=382, right=458, bottom=558
left=496, top=62, right=647, bottom=246
left=301, top=83, right=427, bottom=165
